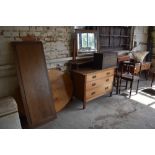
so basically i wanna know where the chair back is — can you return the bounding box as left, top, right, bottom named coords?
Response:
left=120, top=61, right=142, bottom=79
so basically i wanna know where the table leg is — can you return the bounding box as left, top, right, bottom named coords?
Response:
left=151, top=73, right=155, bottom=87
left=116, top=77, right=119, bottom=94
left=145, top=70, right=149, bottom=80
left=110, top=91, right=112, bottom=97
left=83, top=101, right=86, bottom=109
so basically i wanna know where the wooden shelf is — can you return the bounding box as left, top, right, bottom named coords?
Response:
left=98, top=26, right=131, bottom=51
left=100, top=43, right=129, bottom=47
left=99, top=34, right=130, bottom=37
left=121, top=35, right=130, bottom=38
left=100, top=45, right=112, bottom=47
left=99, top=34, right=110, bottom=37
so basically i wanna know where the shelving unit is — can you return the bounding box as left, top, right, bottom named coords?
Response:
left=98, top=26, right=132, bottom=51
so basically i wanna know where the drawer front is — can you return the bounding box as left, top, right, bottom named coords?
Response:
left=133, top=63, right=151, bottom=74
left=86, top=68, right=114, bottom=82
left=85, top=84, right=112, bottom=101
left=86, top=76, right=113, bottom=91
left=141, top=63, right=151, bottom=70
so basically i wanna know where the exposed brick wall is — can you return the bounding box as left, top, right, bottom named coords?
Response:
left=0, top=26, right=74, bottom=66
left=0, top=26, right=74, bottom=98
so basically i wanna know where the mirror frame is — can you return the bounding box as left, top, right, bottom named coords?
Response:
left=73, top=29, right=99, bottom=61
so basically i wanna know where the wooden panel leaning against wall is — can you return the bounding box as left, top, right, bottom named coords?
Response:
left=12, top=41, right=56, bottom=128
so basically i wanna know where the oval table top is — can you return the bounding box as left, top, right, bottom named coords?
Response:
left=48, top=69, right=73, bottom=112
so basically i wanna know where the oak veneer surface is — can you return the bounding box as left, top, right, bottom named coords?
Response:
left=48, top=69, right=73, bottom=112
left=12, top=41, right=56, bottom=127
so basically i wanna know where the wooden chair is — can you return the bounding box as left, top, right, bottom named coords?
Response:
left=114, top=56, right=130, bottom=94
left=119, top=61, right=142, bottom=98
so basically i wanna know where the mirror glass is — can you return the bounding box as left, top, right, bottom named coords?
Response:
left=77, top=32, right=97, bottom=55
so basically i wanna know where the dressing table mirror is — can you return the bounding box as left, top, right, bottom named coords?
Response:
left=71, top=29, right=115, bottom=109
left=73, top=29, right=99, bottom=60
left=71, top=29, right=98, bottom=69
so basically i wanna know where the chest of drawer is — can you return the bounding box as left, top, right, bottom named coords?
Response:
left=85, top=84, right=112, bottom=101
left=86, top=68, right=114, bottom=82
left=86, top=76, right=113, bottom=91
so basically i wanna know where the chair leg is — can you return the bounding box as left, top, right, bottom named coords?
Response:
left=129, top=81, right=133, bottom=98
left=110, top=91, right=112, bottom=97
left=139, top=71, right=142, bottom=78
left=119, top=78, right=122, bottom=94
left=145, top=71, right=147, bottom=80
left=144, top=70, right=149, bottom=80
left=125, top=81, right=128, bottom=90
left=113, top=76, right=116, bottom=86
left=151, top=73, right=155, bottom=87
left=147, top=70, right=150, bottom=80
left=116, top=77, right=119, bottom=94
left=136, top=80, right=139, bottom=94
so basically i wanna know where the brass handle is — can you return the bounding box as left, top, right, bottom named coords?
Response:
left=92, top=83, right=96, bottom=86
left=106, top=79, right=109, bottom=82
left=106, top=72, right=110, bottom=75
left=92, top=75, right=96, bottom=79
left=91, top=91, right=96, bottom=95
left=105, top=87, right=108, bottom=90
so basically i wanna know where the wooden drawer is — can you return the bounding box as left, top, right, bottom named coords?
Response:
left=131, top=63, right=151, bottom=74
left=86, top=68, right=114, bottom=82
left=85, top=84, right=112, bottom=101
left=86, top=76, right=113, bottom=91
left=141, top=63, right=151, bottom=71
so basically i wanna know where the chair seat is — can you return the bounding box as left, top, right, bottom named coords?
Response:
left=121, top=73, right=140, bottom=81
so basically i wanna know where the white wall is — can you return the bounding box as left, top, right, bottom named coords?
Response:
left=132, top=26, right=148, bottom=51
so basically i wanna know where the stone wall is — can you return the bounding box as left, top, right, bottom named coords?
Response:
left=0, top=26, right=74, bottom=97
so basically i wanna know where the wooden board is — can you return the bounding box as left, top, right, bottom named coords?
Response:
left=12, top=41, right=56, bottom=128
left=48, top=69, right=73, bottom=112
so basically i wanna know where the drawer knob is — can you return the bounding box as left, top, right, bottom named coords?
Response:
left=106, top=72, right=110, bottom=75
left=91, top=91, right=96, bottom=95
left=92, top=83, right=96, bottom=86
left=92, top=75, right=96, bottom=79
left=105, top=87, right=109, bottom=90
left=106, top=79, right=109, bottom=82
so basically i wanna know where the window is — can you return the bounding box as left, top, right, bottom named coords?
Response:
left=77, top=32, right=97, bottom=53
